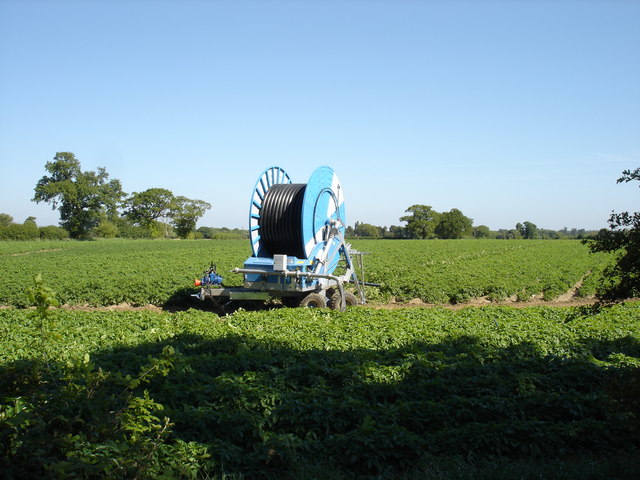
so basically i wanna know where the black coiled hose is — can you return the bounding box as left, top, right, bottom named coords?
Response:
left=259, top=183, right=307, bottom=258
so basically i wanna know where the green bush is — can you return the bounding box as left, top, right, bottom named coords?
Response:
left=0, top=223, right=40, bottom=241
left=116, top=224, right=154, bottom=239
left=92, top=220, right=119, bottom=238
left=38, top=225, right=69, bottom=240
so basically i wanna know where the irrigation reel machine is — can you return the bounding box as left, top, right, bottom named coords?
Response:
left=194, top=166, right=372, bottom=311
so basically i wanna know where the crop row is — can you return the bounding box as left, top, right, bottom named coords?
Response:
left=355, top=239, right=612, bottom=303
left=0, top=239, right=247, bottom=307
left=1, top=303, right=639, bottom=477
left=0, top=238, right=613, bottom=307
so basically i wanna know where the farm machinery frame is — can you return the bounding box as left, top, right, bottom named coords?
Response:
left=194, top=166, right=372, bottom=311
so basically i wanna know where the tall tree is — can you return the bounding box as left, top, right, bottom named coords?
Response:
left=473, top=225, right=491, bottom=238
left=33, top=152, right=125, bottom=238
left=400, top=205, right=441, bottom=239
left=169, top=196, right=212, bottom=239
left=388, top=225, right=407, bottom=239
left=584, top=167, right=640, bottom=300
left=435, top=208, right=473, bottom=239
left=354, top=222, right=380, bottom=238
left=517, top=221, right=538, bottom=239
left=124, top=188, right=174, bottom=235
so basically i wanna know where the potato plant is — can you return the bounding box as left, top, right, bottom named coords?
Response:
left=354, top=239, right=612, bottom=303
left=0, top=239, right=613, bottom=307
left=1, top=303, right=639, bottom=477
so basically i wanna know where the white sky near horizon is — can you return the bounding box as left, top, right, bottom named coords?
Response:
left=1, top=0, right=638, bottom=231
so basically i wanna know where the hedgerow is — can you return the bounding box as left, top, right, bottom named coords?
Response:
left=0, top=224, right=39, bottom=241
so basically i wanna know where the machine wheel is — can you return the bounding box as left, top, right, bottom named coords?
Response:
left=299, top=292, right=327, bottom=308
left=329, top=292, right=359, bottom=310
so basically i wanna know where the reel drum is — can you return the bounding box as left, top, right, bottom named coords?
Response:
left=248, top=165, right=346, bottom=260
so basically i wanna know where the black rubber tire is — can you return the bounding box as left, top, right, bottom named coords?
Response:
left=299, top=292, right=327, bottom=308
left=329, top=291, right=358, bottom=310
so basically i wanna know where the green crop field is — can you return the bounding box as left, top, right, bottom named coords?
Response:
left=2, top=304, right=640, bottom=478
left=1, top=238, right=637, bottom=478
left=0, top=238, right=613, bottom=307
left=360, top=239, right=612, bottom=303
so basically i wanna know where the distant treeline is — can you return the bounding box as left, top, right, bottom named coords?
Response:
left=0, top=213, right=190, bottom=241
left=0, top=212, right=596, bottom=242
left=195, top=227, right=249, bottom=240
left=0, top=213, right=254, bottom=241
left=347, top=219, right=598, bottom=240
left=346, top=204, right=599, bottom=240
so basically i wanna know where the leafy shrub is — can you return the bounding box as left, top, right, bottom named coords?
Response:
left=0, top=223, right=40, bottom=241
left=38, top=225, right=69, bottom=240
left=92, top=220, right=119, bottom=238
left=116, top=223, right=154, bottom=239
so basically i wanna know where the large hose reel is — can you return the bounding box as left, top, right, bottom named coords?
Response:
left=249, top=166, right=346, bottom=264
left=195, top=165, right=366, bottom=310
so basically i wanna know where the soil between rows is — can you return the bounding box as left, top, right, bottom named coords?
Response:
left=0, top=295, right=612, bottom=312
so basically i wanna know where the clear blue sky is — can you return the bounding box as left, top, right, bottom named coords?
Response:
left=1, top=0, right=638, bottom=231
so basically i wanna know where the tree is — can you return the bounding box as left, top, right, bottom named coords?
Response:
left=435, top=208, right=473, bottom=239
left=112, top=217, right=156, bottom=239
left=473, top=225, right=491, bottom=238
left=496, top=228, right=521, bottom=239
left=517, top=221, right=538, bottom=239
left=354, top=222, right=380, bottom=238
left=583, top=167, right=640, bottom=300
left=33, top=152, right=125, bottom=238
left=0, top=213, right=14, bottom=226
left=124, top=188, right=174, bottom=236
left=197, top=226, right=216, bottom=239
left=169, top=196, right=212, bottom=239
left=400, top=205, right=441, bottom=239
left=22, top=216, right=39, bottom=237
left=388, top=225, right=407, bottom=239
